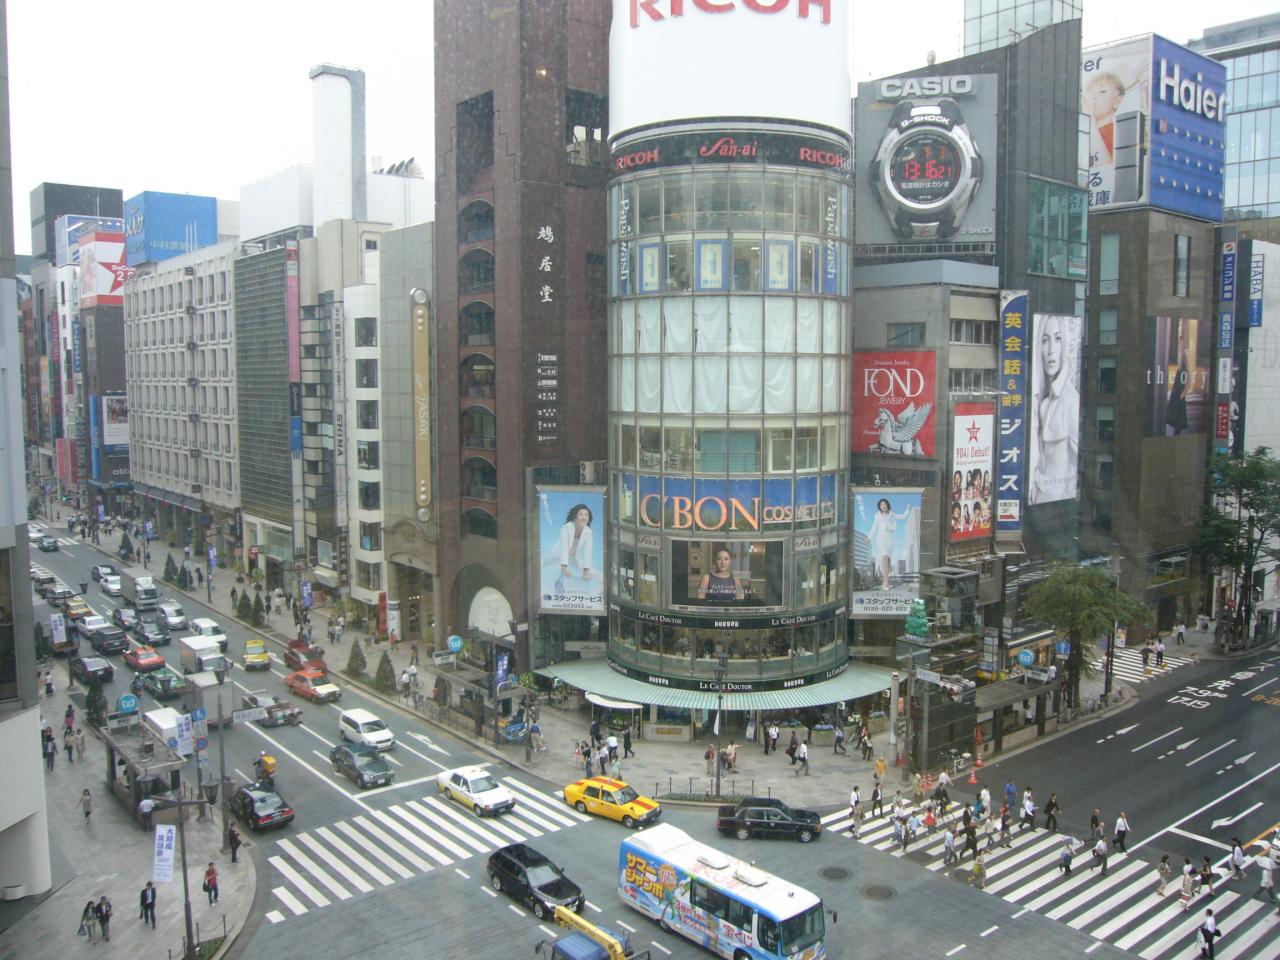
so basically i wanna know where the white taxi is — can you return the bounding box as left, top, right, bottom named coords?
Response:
left=436, top=765, right=517, bottom=817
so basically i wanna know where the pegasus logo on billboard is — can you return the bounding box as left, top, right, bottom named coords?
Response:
left=630, top=0, right=831, bottom=28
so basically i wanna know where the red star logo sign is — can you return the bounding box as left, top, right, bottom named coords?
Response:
left=104, top=257, right=134, bottom=293
left=966, top=420, right=981, bottom=442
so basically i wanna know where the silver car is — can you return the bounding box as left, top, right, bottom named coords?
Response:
left=157, top=600, right=187, bottom=631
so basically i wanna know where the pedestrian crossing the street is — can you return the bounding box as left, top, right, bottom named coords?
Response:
left=820, top=805, right=1280, bottom=959
left=1090, top=646, right=1197, bottom=685
left=262, top=775, right=591, bottom=924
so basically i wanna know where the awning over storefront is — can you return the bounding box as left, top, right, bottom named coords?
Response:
left=537, top=659, right=897, bottom=712
left=586, top=692, right=643, bottom=711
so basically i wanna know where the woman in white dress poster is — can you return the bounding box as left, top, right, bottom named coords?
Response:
left=869, top=497, right=910, bottom=591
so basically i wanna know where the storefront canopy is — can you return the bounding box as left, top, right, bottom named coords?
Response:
left=585, top=692, right=644, bottom=711
left=537, top=659, right=897, bottom=712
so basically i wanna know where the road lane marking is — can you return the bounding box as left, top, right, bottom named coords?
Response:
left=1242, top=677, right=1278, bottom=696
left=275, top=838, right=353, bottom=900
left=271, top=887, right=307, bottom=916
left=265, top=910, right=285, bottom=924
left=1169, top=826, right=1233, bottom=850
left=268, top=856, right=331, bottom=907
left=538, top=925, right=556, bottom=938
left=1085, top=941, right=1104, bottom=954
left=454, top=868, right=470, bottom=880
left=616, top=921, right=637, bottom=933
left=945, top=946, right=966, bottom=957
left=980, top=926, right=998, bottom=937
left=390, top=739, right=448, bottom=771
left=357, top=773, right=441, bottom=798
left=1210, top=801, right=1264, bottom=830
left=507, top=904, right=524, bottom=916
left=650, top=943, right=672, bottom=956
left=1130, top=756, right=1280, bottom=852
left=584, top=900, right=602, bottom=913
left=311, top=827, right=393, bottom=886
left=1131, top=727, right=1182, bottom=753
left=239, top=717, right=371, bottom=811
left=295, top=832, right=376, bottom=893
left=1185, top=738, right=1238, bottom=767
left=347, top=817, right=431, bottom=874
left=482, top=886, right=497, bottom=898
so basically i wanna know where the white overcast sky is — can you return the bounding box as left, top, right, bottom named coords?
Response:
left=7, top=0, right=1277, bottom=256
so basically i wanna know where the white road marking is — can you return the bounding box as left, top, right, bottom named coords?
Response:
left=1241, top=676, right=1278, bottom=696
left=346, top=816, right=432, bottom=874
left=482, top=886, right=497, bottom=898
left=980, top=926, right=998, bottom=937
left=358, top=772, right=441, bottom=798
left=507, top=904, right=524, bottom=916
left=398, top=801, right=483, bottom=858
left=1169, top=826, right=1232, bottom=850
left=1130, top=757, right=1280, bottom=852
left=650, top=942, right=672, bottom=956
left=265, top=910, right=285, bottom=924
left=271, top=886, right=308, bottom=916
left=454, top=868, right=470, bottom=880
left=1130, top=727, right=1183, bottom=753
left=268, top=856, right=331, bottom=908
left=391, top=739, right=448, bottom=770
left=500, top=777, right=588, bottom=824
left=419, top=794, right=515, bottom=847
left=1084, top=941, right=1104, bottom=954
left=275, top=837, right=353, bottom=900
left=381, top=806, right=456, bottom=865
left=1186, top=738, right=1238, bottom=767
left=616, top=921, right=637, bottom=933
left=945, top=945, right=966, bottom=957
left=315, top=826, right=394, bottom=885
left=538, top=924, right=557, bottom=938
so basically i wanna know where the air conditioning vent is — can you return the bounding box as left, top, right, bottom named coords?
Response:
left=190, top=448, right=202, bottom=458
left=187, top=413, right=200, bottom=423
left=184, top=266, right=196, bottom=276
left=185, top=305, right=196, bottom=316
left=187, top=377, right=199, bottom=387
left=186, top=340, right=197, bottom=350
left=190, top=483, right=202, bottom=493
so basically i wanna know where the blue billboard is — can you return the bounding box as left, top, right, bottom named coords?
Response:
left=124, top=191, right=218, bottom=266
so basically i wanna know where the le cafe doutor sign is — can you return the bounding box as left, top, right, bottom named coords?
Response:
left=609, top=656, right=849, bottom=693
left=613, top=130, right=850, bottom=176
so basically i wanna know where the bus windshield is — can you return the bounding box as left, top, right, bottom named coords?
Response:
left=780, top=903, right=825, bottom=954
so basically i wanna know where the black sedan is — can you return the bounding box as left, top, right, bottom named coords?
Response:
left=90, top=625, right=129, bottom=656
left=229, top=785, right=295, bottom=832
left=131, top=621, right=169, bottom=647
left=112, top=607, right=139, bottom=630
left=486, top=844, right=584, bottom=920
left=330, top=743, right=395, bottom=789
left=38, top=536, right=59, bottom=552
left=70, top=656, right=114, bottom=684
left=715, top=797, right=822, bottom=843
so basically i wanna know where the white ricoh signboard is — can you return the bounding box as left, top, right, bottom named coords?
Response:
left=610, top=0, right=851, bottom=142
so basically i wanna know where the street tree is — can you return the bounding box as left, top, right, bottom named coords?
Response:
left=1197, top=447, right=1280, bottom=641
left=251, top=592, right=265, bottom=627
left=374, top=650, right=397, bottom=694
left=345, top=639, right=368, bottom=679
left=236, top=590, right=253, bottom=622
left=1022, top=564, right=1150, bottom=707
left=85, top=675, right=108, bottom=728
left=163, top=554, right=179, bottom=583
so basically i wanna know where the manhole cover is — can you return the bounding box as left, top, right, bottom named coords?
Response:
left=820, top=866, right=850, bottom=881
left=907, top=850, right=934, bottom=864
left=861, top=885, right=895, bottom=901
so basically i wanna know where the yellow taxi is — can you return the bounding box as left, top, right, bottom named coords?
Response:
left=242, top=638, right=272, bottom=671
left=62, top=598, right=91, bottom=622
left=562, top=777, right=661, bottom=829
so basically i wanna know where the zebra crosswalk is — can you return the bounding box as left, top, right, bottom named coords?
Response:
left=262, top=775, right=591, bottom=924
left=1090, top=646, right=1196, bottom=685
left=820, top=805, right=1280, bottom=959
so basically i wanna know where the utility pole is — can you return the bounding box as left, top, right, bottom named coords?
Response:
left=216, top=673, right=230, bottom=852
left=713, top=654, right=727, bottom=798
left=151, top=798, right=206, bottom=960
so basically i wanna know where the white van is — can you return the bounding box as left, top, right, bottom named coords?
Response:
left=338, top=708, right=396, bottom=751
left=190, top=617, right=221, bottom=636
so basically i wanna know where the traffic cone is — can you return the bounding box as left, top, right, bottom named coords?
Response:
left=967, top=766, right=978, bottom=785
left=975, top=751, right=984, bottom=769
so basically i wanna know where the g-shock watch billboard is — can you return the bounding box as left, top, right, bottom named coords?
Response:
left=870, top=98, right=983, bottom=242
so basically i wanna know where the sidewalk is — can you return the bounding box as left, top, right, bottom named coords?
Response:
left=0, top=668, right=255, bottom=958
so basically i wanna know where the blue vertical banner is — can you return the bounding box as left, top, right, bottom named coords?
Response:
left=996, top=291, right=1029, bottom=534
left=1218, top=311, right=1235, bottom=351
left=301, top=580, right=312, bottom=609
left=1249, top=254, right=1264, bottom=328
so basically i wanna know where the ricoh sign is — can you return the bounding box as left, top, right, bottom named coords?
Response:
left=610, top=0, right=850, bottom=143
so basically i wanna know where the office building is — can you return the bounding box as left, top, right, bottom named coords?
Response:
left=963, top=0, right=1082, bottom=55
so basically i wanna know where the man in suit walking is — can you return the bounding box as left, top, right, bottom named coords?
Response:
left=139, top=881, right=156, bottom=929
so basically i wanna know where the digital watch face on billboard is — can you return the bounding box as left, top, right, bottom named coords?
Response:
left=852, top=352, right=936, bottom=457
left=850, top=489, right=922, bottom=619
left=670, top=539, right=783, bottom=610
left=1082, top=35, right=1226, bottom=220
left=855, top=74, right=998, bottom=250
left=536, top=486, right=606, bottom=616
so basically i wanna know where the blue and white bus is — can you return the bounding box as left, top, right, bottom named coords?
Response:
left=619, top=823, right=832, bottom=960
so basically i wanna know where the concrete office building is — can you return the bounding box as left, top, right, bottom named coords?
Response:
left=0, top=0, right=53, bottom=900
left=432, top=0, right=611, bottom=689
left=124, top=240, right=241, bottom=555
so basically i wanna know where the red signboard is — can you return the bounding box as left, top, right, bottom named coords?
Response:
left=852, top=351, right=936, bottom=458
left=949, top=402, right=995, bottom=542
left=1215, top=401, right=1230, bottom=440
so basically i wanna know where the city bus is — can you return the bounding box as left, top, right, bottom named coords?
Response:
left=619, top=823, right=833, bottom=960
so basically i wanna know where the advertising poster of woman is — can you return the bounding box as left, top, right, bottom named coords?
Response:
left=1146, top=317, right=1210, bottom=437
left=1027, top=314, right=1082, bottom=505
left=850, top=489, right=921, bottom=618
left=950, top=403, right=994, bottom=542
left=537, top=487, right=606, bottom=615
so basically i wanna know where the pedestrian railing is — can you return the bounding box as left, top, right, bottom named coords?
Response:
left=167, top=914, right=226, bottom=960
left=654, top=777, right=771, bottom=802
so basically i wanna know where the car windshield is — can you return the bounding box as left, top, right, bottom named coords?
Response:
left=525, top=863, right=562, bottom=887
left=612, top=785, right=639, bottom=804
left=253, top=794, right=283, bottom=812
left=471, top=775, right=500, bottom=793
left=779, top=903, right=825, bottom=954
left=354, top=754, right=385, bottom=770
left=360, top=719, right=387, bottom=732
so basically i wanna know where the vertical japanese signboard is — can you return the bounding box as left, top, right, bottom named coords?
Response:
left=996, top=292, right=1027, bottom=532
left=1249, top=254, right=1265, bottom=328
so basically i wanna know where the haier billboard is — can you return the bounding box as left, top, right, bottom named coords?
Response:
left=124, top=191, right=217, bottom=266
left=1082, top=34, right=1227, bottom=222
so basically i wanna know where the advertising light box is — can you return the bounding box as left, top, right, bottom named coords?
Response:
left=609, top=0, right=851, bottom=143
left=949, top=402, right=994, bottom=543
left=124, top=191, right=218, bottom=267
left=536, top=487, right=606, bottom=616
left=850, top=489, right=922, bottom=619
left=852, top=351, right=936, bottom=458
left=1026, top=314, right=1082, bottom=506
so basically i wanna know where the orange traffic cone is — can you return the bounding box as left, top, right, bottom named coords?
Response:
left=974, top=749, right=985, bottom=769
left=967, top=766, right=978, bottom=785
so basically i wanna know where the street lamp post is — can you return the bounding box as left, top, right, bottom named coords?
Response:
left=150, top=797, right=205, bottom=960
left=213, top=666, right=231, bottom=852
left=1105, top=549, right=1121, bottom=700
left=713, top=653, right=727, bottom=798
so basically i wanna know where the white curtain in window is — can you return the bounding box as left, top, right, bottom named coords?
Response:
left=823, top=300, right=839, bottom=353
left=764, top=357, right=793, bottom=413
left=637, top=358, right=661, bottom=412
left=765, top=298, right=795, bottom=353
left=619, top=357, right=635, bottom=412
left=637, top=299, right=661, bottom=353
left=664, top=298, right=693, bottom=352
left=664, top=357, right=692, bottom=413
left=617, top=301, right=635, bottom=354
left=730, top=355, right=763, bottom=413
left=797, top=298, right=821, bottom=352
left=695, top=356, right=728, bottom=413
left=822, top=358, right=838, bottom=411
left=695, top=296, right=728, bottom=352
left=729, top=296, right=763, bottom=352
left=797, top=358, right=820, bottom=412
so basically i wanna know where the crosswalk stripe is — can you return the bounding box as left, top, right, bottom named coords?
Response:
left=504, top=801, right=561, bottom=834
left=1138, top=891, right=1241, bottom=959
left=501, top=777, right=589, bottom=824
left=349, top=816, right=434, bottom=874
left=275, top=838, right=353, bottom=901
left=986, top=844, right=1067, bottom=895
left=1215, top=901, right=1277, bottom=960
left=268, top=856, right=332, bottom=908
left=1088, top=884, right=1178, bottom=941
left=370, top=809, right=452, bottom=866
left=419, top=795, right=517, bottom=847
left=384, top=805, right=461, bottom=864
left=266, top=910, right=285, bottom=924
left=1067, top=869, right=1153, bottom=929
left=296, top=832, right=376, bottom=893
left=334, top=821, right=415, bottom=879
left=376, top=808, right=453, bottom=870
left=1111, top=892, right=1193, bottom=951
left=400, top=800, right=489, bottom=856
left=1046, top=858, right=1141, bottom=919
left=499, top=807, right=547, bottom=838
left=272, top=886, right=308, bottom=916
left=314, top=826, right=394, bottom=886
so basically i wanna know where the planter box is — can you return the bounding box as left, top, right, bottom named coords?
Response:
left=643, top=722, right=692, bottom=743
left=807, top=727, right=835, bottom=746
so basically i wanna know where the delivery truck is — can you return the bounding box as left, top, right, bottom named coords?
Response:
left=179, top=635, right=226, bottom=674
left=142, top=707, right=189, bottom=756
left=180, top=671, right=233, bottom=728
left=119, top=567, right=159, bottom=611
